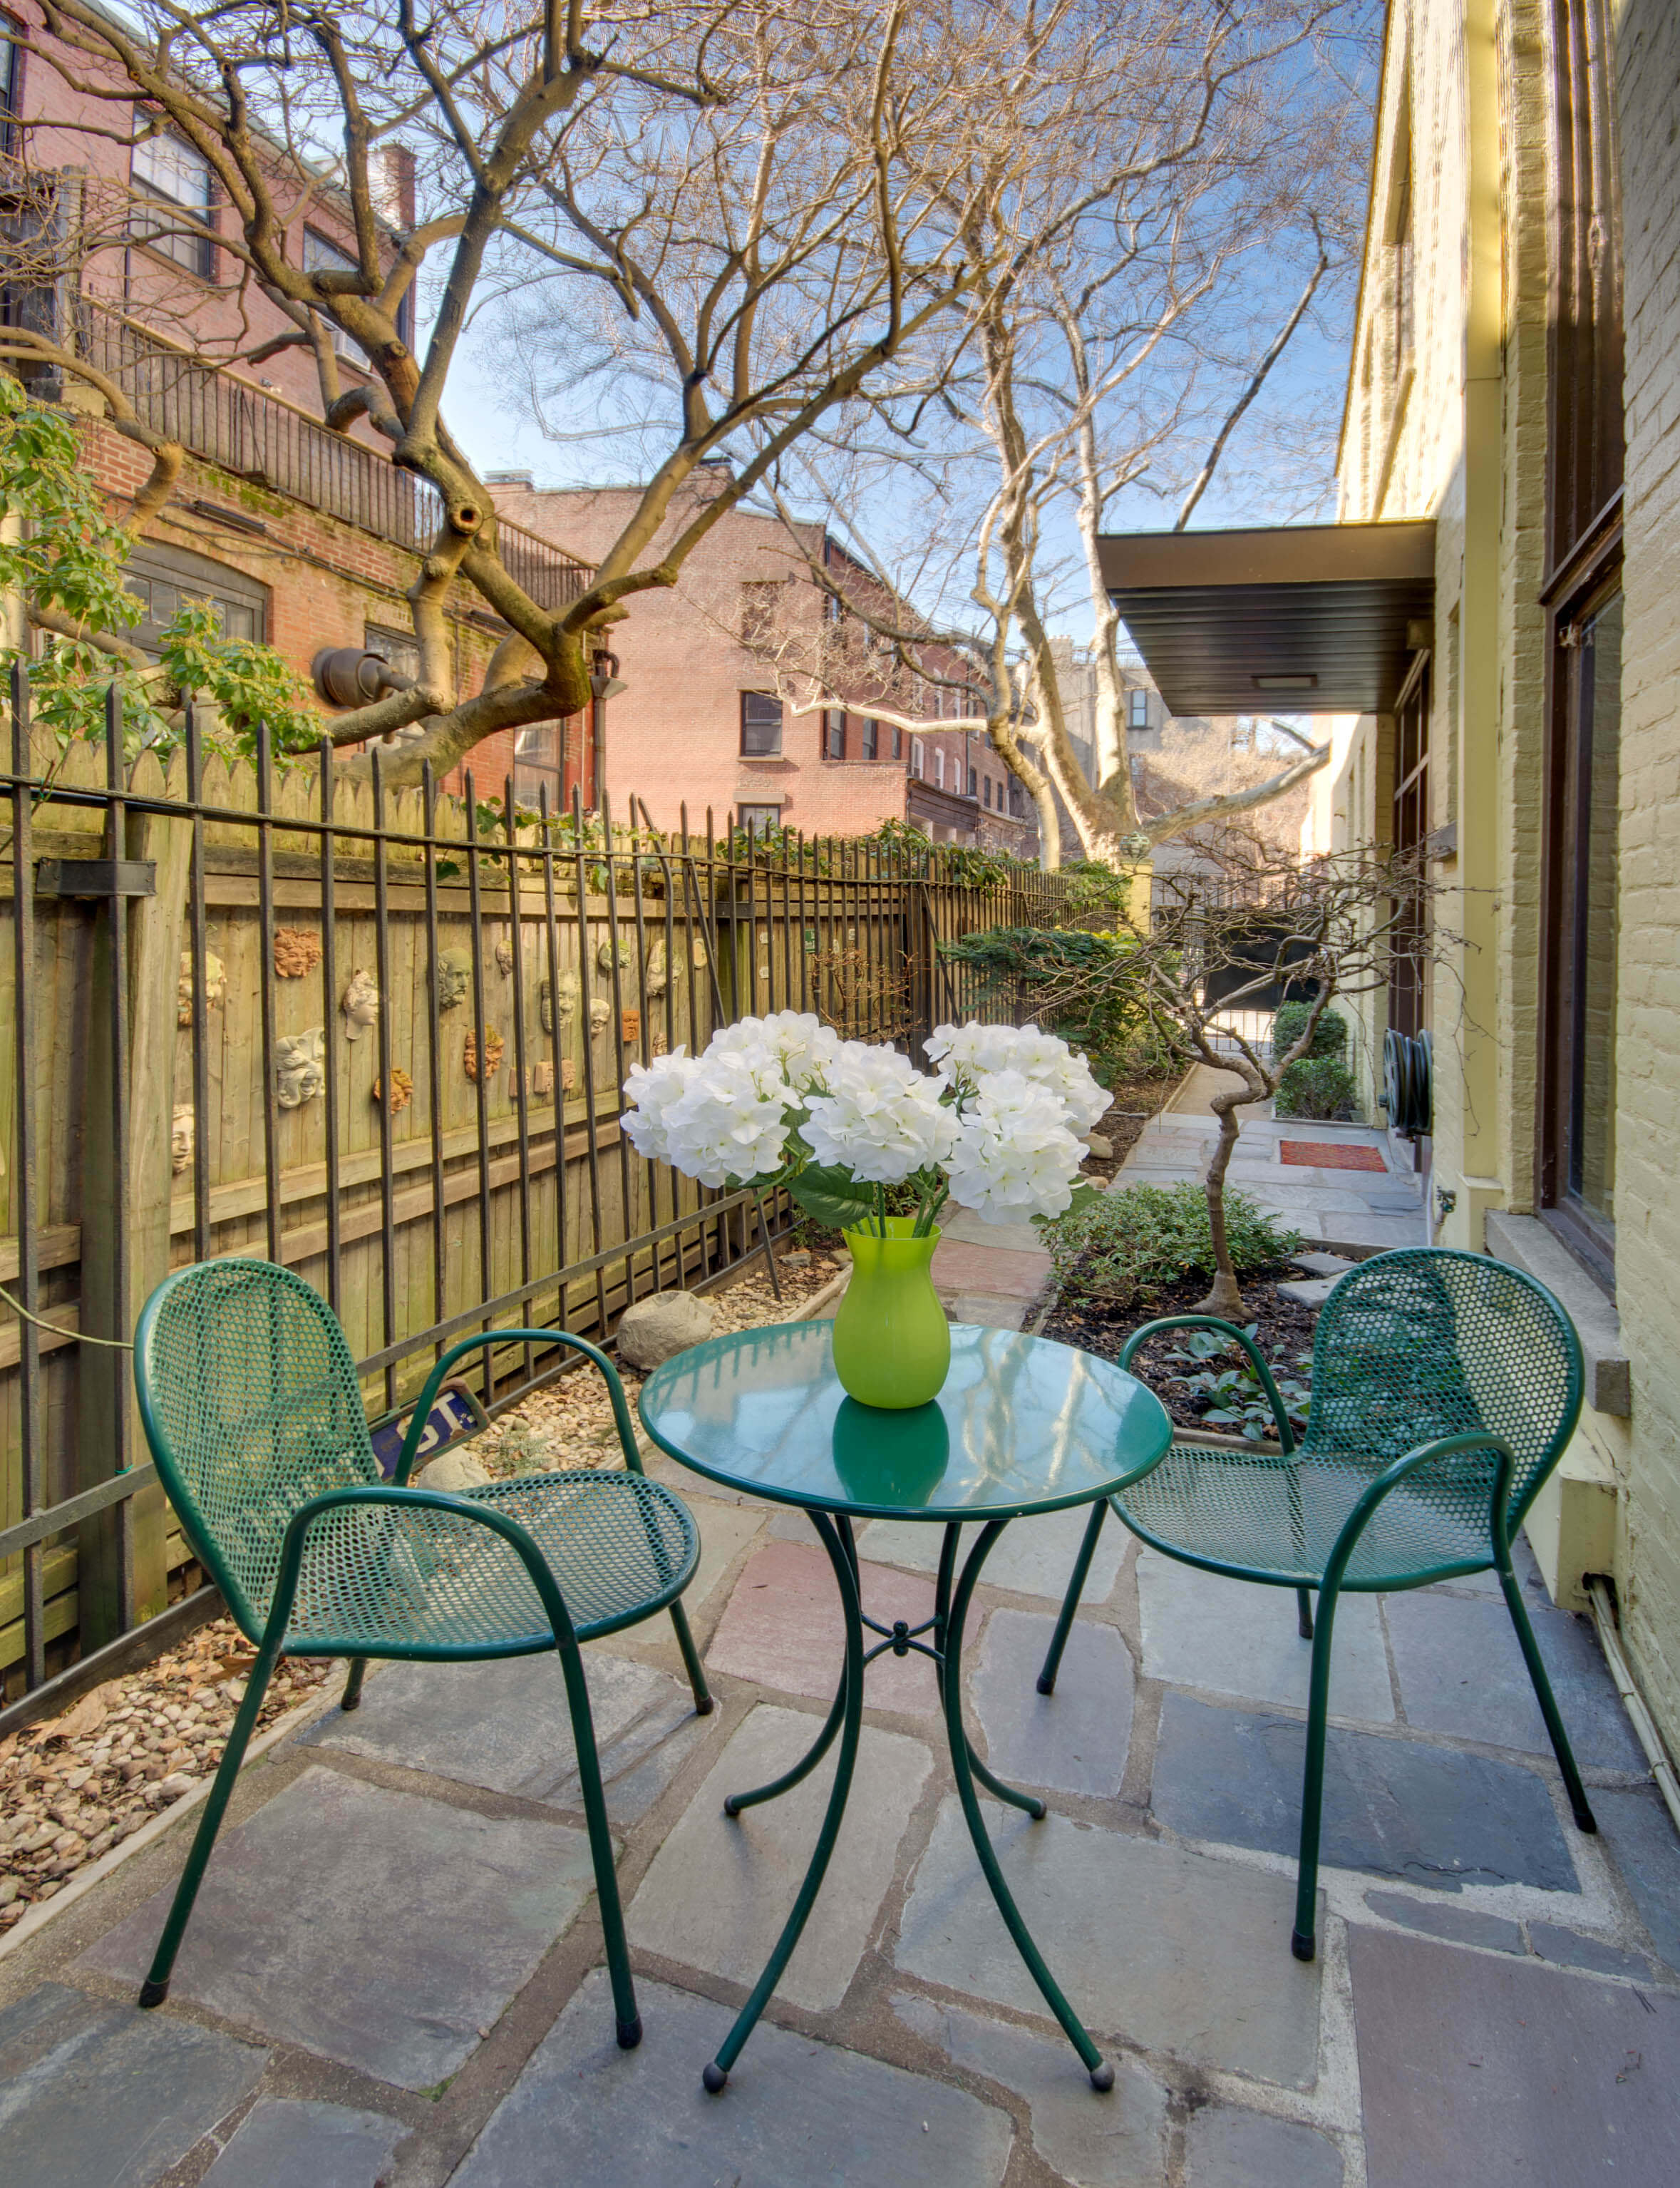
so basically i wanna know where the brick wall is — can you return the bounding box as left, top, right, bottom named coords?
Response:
left=1613, top=0, right=1680, bottom=1752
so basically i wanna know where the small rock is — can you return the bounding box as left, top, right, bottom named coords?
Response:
left=614, top=1290, right=716, bottom=1370
left=782, top=1250, right=812, bottom=1266
left=157, top=1772, right=196, bottom=1799
left=414, top=1448, right=493, bottom=1493
left=0, top=1876, right=19, bottom=1906
left=1083, top=1131, right=1114, bottom=1159
left=1290, top=1251, right=1356, bottom=1278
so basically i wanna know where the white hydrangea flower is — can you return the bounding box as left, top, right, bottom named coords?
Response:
left=929, top=1020, right=1108, bottom=1134
left=942, top=1067, right=1086, bottom=1224
left=710, top=1011, right=842, bottom=1093
left=620, top=1048, right=702, bottom=1163
left=803, top=1044, right=960, bottom=1184
left=657, top=1047, right=794, bottom=1188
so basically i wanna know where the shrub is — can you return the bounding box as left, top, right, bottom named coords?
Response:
left=1272, top=999, right=1348, bottom=1061
left=1274, top=1056, right=1361, bottom=1121
left=939, top=925, right=1187, bottom=1084
left=1046, top=1181, right=1303, bottom=1310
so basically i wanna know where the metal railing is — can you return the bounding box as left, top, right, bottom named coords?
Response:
left=73, top=301, right=589, bottom=612
left=1, top=672, right=1075, bottom=1722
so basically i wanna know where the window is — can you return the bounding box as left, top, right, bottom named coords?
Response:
left=983, top=777, right=992, bottom=809
left=365, top=622, right=421, bottom=684
left=0, top=19, right=18, bottom=158
left=1388, top=653, right=1431, bottom=1040
left=823, top=709, right=845, bottom=761
left=740, top=692, right=783, bottom=756
left=891, top=724, right=902, bottom=761
left=1008, top=779, right=1026, bottom=818
left=860, top=717, right=879, bottom=760
left=739, top=581, right=780, bottom=649
left=123, top=540, right=267, bottom=652
left=131, top=130, right=216, bottom=280
left=967, top=765, right=978, bottom=797
left=909, top=736, right=924, bottom=779
left=933, top=749, right=946, bottom=789
left=514, top=721, right=563, bottom=813
left=1541, top=575, right=1622, bottom=1278
left=738, top=803, right=781, bottom=836
left=1391, top=158, right=1414, bottom=369
left=1128, top=688, right=1150, bottom=731
left=303, top=230, right=369, bottom=362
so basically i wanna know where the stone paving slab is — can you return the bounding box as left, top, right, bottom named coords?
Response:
left=705, top=1538, right=940, bottom=1715
left=1152, top=1694, right=1580, bottom=1894
left=892, top=1991, right=1168, bottom=2188
left=200, top=2099, right=406, bottom=2187
left=81, top=1766, right=598, bottom=2092
left=304, top=1649, right=711, bottom=1819
left=1383, top=1591, right=1646, bottom=1770
left=973, top=1608, right=1134, bottom=1797
left=941, top=1208, right=1053, bottom=1254
left=627, top=1704, right=932, bottom=2011
left=932, top=1240, right=1052, bottom=1302
left=1592, top=1786, right=1680, bottom=1973
left=1350, top=1924, right=1680, bottom=2185
left=1136, top=1551, right=1395, bottom=1721
left=1361, top=1889, right=1524, bottom=1955
left=679, top=1491, right=768, bottom=1612
left=1526, top=1921, right=1655, bottom=1981
left=858, top=1503, right=1127, bottom=1604
left=451, top=1971, right=1013, bottom=2187
left=895, top=1797, right=1323, bottom=2085
left=0, top=1981, right=267, bottom=2188
left=1182, top=2103, right=1346, bottom=2188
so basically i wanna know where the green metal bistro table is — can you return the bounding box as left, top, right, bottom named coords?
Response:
left=638, top=1318, right=1173, bottom=2094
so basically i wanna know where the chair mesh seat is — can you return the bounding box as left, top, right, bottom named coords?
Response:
left=283, top=1471, right=700, bottom=1655
left=1118, top=1250, right=1583, bottom=1592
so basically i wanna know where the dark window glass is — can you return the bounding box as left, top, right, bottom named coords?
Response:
left=824, top=709, right=845, bottom=761
left=131, top=131, right=217, bottom=281
left=1388, top=658, right=1431, bottom=1040
left=861, top=717, right=879, bottom=760
left=967, top=765, right=977, bottom=798
left=892, top=724, right=902, bottom=760
left=123, top=541, right=267, bottom=654
left=741, top=692, right=783, bottom=756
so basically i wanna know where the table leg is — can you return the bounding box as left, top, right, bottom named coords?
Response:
left=932, top=1522, right=1046, bottom=1822
left=704, top=1509, right=865, bottom=2093
left=944, top=1519, right=1115, bottom=2092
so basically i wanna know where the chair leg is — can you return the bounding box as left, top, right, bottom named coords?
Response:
left=557, top=1639, right=642, bottom=2048
left=1036, top=1500, right=1108, bottom=1695
left=341, top=1658, right=369, bottom=1712
left=1292, top=1584, right=1341, bottom=1962
left=1497, top=1554, right=1597, bottom=1833
left=1296, top=1587, right=1314, bottom=1640
left=139, top=1647, right=277, bottom=2007
left=666, top=1600, right=714, bottom=1715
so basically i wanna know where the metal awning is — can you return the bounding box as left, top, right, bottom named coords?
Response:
left=1097, top=520, right=1436, bottom=715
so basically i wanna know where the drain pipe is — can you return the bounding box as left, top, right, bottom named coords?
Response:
left=1586, top=1576, right=1680, bottom=1837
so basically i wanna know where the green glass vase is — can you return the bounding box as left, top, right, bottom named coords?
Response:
left=830, top=1218, right=951, bottom=1409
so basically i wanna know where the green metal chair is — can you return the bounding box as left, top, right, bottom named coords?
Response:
left=1036, top=1247, right=1597, bottom=1960
left=131, top=1258, right=713, bottom=2050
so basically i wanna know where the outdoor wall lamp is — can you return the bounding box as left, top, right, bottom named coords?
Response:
left=311, top=646, right=416, bottom=707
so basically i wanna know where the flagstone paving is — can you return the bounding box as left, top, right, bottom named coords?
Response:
left=4, top=1238, right=1678, bottom=2185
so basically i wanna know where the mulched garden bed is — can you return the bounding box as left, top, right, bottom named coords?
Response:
left=1043, top=1265, right=1321, bottom=1436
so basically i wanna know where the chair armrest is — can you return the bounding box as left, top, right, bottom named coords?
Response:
left=393, top=1329, right=641, bottom=1484
left=267, top=1481, right=580, bottom=1653
left=1321, top=1431, right=1519, bottom=1596
left=1117, top=1313, right=1298, bottom=1455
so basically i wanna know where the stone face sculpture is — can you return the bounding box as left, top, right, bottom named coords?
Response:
left=171, top=1104, right=195, bottom=1174
left=495, top=936, right=515, bottom=976
left=341, top=968, right=380, bottom=1042
left=560, top=1057, right=577, bottom=1092
left=540, top=971, right=580, bottom=1034
left=588, top=996, right=611, bottom=1035
left=691, top=936, right=710, bottom=972
left=275, top=1027, right=326, bottom=1109
left=644, top=940, right=668, bottom=995
left=274, top=928, right=323, bottom=980
left=177, top=949, right=227, bottom=1027
left=464, top=1027, right=505, bottom=1082
left=596, top=938, right=634, bottom=975
left=436, top=948, right=472, bottom=1012
left=373, top=1069, right=413, bottom=1114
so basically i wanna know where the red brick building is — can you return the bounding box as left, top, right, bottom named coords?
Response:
left=489, top=473, right=1039, bottom=853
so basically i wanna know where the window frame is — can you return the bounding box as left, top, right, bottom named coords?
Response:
left=823, top=708, right=846, bottom=761
left=909, top=736, right=924, bottom=779
left=302, top=227, right=371, bottom=364
left=860, top=717, right=879, bottom=761
left=1127, top=688, right=1150, bottom=730
left=739, top=691, right=784, bottom=758
left=738, top=802, right=782, bottom=836
left=130, top=128, right=217, bottom=282
left=123, top=539, right=267, bottom=653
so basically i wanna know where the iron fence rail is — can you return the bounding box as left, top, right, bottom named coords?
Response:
left=1, top=674, right=1074, bottom=1715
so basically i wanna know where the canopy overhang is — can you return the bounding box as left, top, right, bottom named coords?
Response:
left=1098, top=520, right=1436, bottom=716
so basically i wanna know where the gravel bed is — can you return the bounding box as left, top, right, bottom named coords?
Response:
left=0, top=1243, right=843, bottom=1931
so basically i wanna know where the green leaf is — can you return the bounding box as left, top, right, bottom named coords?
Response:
left=788, top=1164, right=878, bottom=1230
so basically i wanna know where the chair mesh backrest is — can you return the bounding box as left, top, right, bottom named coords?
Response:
left=136, top=1260, right=379, bottom=1637
left=1304, top=1248, right=1582, bottom=1524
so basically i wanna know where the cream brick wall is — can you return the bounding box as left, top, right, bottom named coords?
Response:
left=1612, top=0, right=1680, bottom=1754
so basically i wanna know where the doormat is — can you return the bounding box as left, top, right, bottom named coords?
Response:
left=1281, top=1141, right=1387, bottom=1172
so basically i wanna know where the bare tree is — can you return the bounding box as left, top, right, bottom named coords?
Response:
left=1035, top=833, right=1447, bottom=1315
left=1, top=0, right=1126, bottom=780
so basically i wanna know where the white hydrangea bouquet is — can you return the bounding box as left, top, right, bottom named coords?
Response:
left=622, top=1012, right=1107, bottom=1235
left=622, top=1013, right=1106, bottom=1407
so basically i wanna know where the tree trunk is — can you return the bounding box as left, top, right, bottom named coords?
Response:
left=1195, top=1094, right=1247, bottom=1318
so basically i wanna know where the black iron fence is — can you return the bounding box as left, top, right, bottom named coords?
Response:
left=1, top=676, right=1074, bottom=1720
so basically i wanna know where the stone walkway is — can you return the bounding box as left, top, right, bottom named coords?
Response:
left=1113, top=1064, right=1428, bottom=1256
left=4, top=1223, right=1678, bottom=2187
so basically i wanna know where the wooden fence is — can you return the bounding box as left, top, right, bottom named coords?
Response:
left=1, top=682, right=1075, bottom=1715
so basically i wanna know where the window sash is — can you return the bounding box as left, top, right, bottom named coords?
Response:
left=740, top=692, right=783, bottom=756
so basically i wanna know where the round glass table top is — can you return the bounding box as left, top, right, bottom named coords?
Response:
left=637, top=1320, right=1173, bottom=1523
